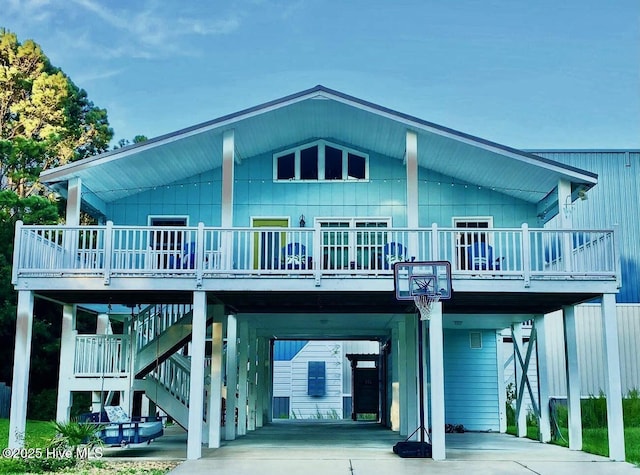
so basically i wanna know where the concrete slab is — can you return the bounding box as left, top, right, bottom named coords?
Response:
left=100, top=421, right=639, bottom=475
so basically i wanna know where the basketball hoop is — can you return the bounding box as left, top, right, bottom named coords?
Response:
left=414, top=293, right=441, bottom=320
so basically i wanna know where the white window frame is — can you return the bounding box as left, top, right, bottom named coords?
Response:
left=273, top=139, right=369, bottom=182
left=315, top=217, right=391, bottom=270
left=452, top=216, right=494, bottom=271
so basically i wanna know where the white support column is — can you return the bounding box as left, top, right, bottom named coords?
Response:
left=420, top=319, right=430, bottom=439
left=601, top=294, right=625, bottom=461
left=225, top=314, right=238, bottom=440
left=405, top=314, right=418, bottom=441
left=256, top=338, right=266, bottom=428
left=264, top=340, right=273, bottom=423
left=186, top=291, right=207, bottom=460
left=9, top=290, right=34, bottom=449
left=390, top=325, right=400, bottom=431
left=96, top=312, right=111, bottom=334
left=534, top=315, right=551, bottom=442
left=236, top=320, right=249, bottom=436
left=208, top=305, right=224, bottom=448
left=405, top=130, right=419, bottom=228
left=512, top=323, right=527, bottom=437
left=66, top=177, right=82, bottom=226
left=496, top=330, right=507, bottom=433
left=247, top=327, right=257, bottom=431
left=429, top=302, right=446, bottom=461
left=221, top=130, right=235, bottom=228
left=397, top=319, right=408, bottom=436
left=563, top=305, right=582, bottom=450
left=56, top=304, right=77, bottom=422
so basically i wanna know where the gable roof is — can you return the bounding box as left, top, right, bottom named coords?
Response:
left=41, top=85, right=597, bottom=214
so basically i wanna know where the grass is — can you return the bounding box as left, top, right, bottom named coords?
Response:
left=0, top=419, right=178, bottom=474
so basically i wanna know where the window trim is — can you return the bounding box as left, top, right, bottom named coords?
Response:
left=452, top=216, right=494, bottom=271
left=273, top=139, right=369, bottom=182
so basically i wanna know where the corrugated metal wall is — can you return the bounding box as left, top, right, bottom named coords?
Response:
left=507, top=304, right=640, bottom=399
left=532, top=150, right=640, bottom=302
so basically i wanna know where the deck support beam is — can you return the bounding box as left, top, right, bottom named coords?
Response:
left=405, top=130, right=419, bottom=228
left=247, top=327, right=257, bottom=431
left=601, top=293, right=625, bottom=461
left=207, top=305, right=224, bottom=448
left=534, top=315, right=551, bottom=442
left=9, top=290, right=34, bottom=448
left=56, top=304, right=77, bottom=422
left=390, top=325, right=400, bottom=431
left=225, top=314, right=238, bottom=440
left=563, top=305, right=582, bottom=450
left=186, top=291, right=207, bottom=460
left=429, top=302, right=446, bottom=460
left=237, top=320, right=249, bottom=436
left=397, top=318, right=408, bottom=436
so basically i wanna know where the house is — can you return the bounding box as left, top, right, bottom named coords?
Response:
left=501, top=149, right=640, bottom=416
left=8, top=86, right=625, bottom=461
left=272, top=340, right=380, bottom=420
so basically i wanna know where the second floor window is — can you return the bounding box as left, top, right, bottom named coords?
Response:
left=274, top=140, right=368, bottom=182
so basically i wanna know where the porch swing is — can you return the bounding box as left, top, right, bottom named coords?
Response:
left=80, top=304, right=165, bottom=447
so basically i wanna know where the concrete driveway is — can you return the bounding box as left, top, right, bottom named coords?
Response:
left=102, top=420, right=639, bottom=475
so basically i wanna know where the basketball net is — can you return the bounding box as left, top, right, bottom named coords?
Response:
left=414, top=293, right=441, bottom=321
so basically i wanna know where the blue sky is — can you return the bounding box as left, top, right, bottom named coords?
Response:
left=2, top=0, right=639, bottom=149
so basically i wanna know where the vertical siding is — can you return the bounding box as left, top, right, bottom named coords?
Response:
left=233, top=150, right=408, bottom=227
left=274, top=340, right=308, bottom=361
left=513, top=304, right=640, bottom=398
left=533, top=151, right=640, bottom=302
left=444, top=329, right=500, bottom=431
left=107, top=168, right=223, bottom=225
left=419, top=168, right=537, bottom=228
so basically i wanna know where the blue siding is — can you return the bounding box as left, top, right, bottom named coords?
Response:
left=532, top=151, right=640, bottom=303
left=418, top=168, right=537, bottom=228
left=274, top=340, right=308, bottom=361
left=234, top=150, right=408, bottom=227
left=108, top=169, right=223, bottom=225
left=444, top=329, right=499, bottom=431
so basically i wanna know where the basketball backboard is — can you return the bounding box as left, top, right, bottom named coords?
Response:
left=394, top=261, right=452, bottom=301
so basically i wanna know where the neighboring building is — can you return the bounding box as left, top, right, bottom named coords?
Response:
left=7, top=86, right=626, bottom=461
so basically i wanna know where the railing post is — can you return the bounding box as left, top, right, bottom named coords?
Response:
left=521, top=223, right=530, bottom=287
left=313, top=223, right=322, bottom=286
left=103, top=221, right=113, bottom=285
left=613, top=225, right=621, bottom=288
left=196, top=223, right=205, bottom=287
left=12, top=220, right=23, bottom=285
left=431, top=223, right=439, bottom=261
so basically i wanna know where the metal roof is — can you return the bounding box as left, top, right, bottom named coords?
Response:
left=41, top=85, right=598, bottom=208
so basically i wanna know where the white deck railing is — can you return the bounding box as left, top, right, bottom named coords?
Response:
left=74, top=335, right=130, bottom=377
left=12, top=221, right=619, bottom=285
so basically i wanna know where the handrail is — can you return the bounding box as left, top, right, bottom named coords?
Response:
left=74, top=334, right=130, bottom=376
left=13, top=221, right=619, bottom=285
left=135, top=303, right=193, bottom=352
left=147, top=354, right=191, bottom=407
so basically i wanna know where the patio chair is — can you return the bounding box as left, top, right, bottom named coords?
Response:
left=467, top=242, right=501, bottom=271
left=382, top=242, right=407, bottom=269
left=282, top=242, right=307, bottom=269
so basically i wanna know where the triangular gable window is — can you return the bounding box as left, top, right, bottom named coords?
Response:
left=274, top=140, right=368, bottom=182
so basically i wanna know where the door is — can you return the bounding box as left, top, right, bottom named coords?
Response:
left=252, top=218, right=289, bottom=270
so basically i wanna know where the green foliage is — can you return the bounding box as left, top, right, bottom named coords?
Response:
left=582, top=393, right=608, bottom=429
left=49, top=419, right=104, bottom=451
left=0, top=29, right=113, bottom=197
